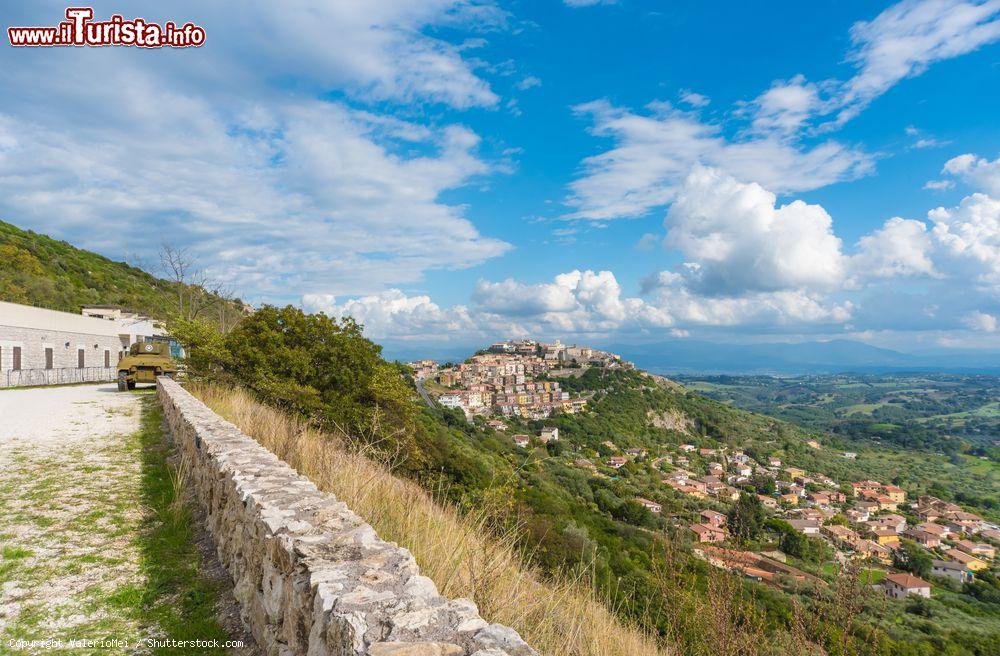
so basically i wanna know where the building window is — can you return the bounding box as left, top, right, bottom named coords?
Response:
left=45, top=348, right=53, bottom=370
left=12, top=346, right=21, bottom=371
left=104, top=350, right=110, bottom=367
left=77, top=349, right=85, bottom=369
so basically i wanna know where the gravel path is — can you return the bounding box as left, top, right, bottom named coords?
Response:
left=0, top=383, right=145, bottom=653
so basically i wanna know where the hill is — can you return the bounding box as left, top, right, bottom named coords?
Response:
left=175, top=307, right=1000, bottom=655
left=0, top=219, right=243, bottom=324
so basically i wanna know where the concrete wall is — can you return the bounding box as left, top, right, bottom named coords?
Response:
left=157, top=377, right=536, bottom=656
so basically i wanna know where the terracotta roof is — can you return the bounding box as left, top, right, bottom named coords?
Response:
left=690, top=523, right=724, bottom=536
left=946, top=548, right=981, bottom=564
left=884, top=572, right=930, bottom=588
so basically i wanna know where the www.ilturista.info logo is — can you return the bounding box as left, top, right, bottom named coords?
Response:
left=8, top=8, right=206, bottom=48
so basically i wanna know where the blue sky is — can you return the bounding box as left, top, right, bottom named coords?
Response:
left=2, top=1, right=1000, bottom=353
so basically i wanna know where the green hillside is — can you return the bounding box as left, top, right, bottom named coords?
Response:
left=0, top=219, right=244, bottom=323
left=174, top=307, right=1000, bottom=656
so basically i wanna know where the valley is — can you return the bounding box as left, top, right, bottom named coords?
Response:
left=408, top=355, right=1000, bottom=655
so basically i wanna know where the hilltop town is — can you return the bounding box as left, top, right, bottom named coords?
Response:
left=408, top=338, right=632, bottom=419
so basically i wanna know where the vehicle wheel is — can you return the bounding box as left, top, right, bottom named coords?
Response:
left=117, top=372, right=128, bottom=392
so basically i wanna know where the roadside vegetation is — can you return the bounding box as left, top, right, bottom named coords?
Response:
left=170, top=305, right=1000, bottom=655
left=0, top=219, right=244, bottom=325
left=191, top=382, right=667, bottom=656
left=131, top=393, right=235, bottom=654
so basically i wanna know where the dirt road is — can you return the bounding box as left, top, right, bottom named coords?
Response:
left=0, top=383, right=145, bottom=652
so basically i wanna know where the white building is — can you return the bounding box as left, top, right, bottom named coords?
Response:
left=539, top=427, right=559, bottom=443
left=0, top=301, right=163, bottom=387
left=883, top=573, right=931, bottom=599
left=931, top=559, right=973, bottom=584
left=438, top=392, right=463, bottom=409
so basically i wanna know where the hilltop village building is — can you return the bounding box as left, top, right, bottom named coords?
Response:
left=0, top=300, right=165, bottom=387
left=416, top=339, right=630, bottom=419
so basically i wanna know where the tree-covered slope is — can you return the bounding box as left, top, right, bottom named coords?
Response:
left=0, top=219, right=242, bottom=322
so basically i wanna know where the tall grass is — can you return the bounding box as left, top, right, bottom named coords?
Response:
left=189, top=383, right=670, bottom=656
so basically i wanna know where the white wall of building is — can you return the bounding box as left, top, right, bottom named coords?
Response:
left=0, top=301, right=165, bottom=385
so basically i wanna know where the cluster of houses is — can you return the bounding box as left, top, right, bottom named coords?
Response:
left=414, top=344, right=1000, bottom=606
left=511, top=426, right=561, bottom=449
left=696, top=545, right=824, bottom=586
left=412, top=339, right=628, bottom=419
left=651, top=448, right=998, bottom=600
left=486, top=339, right=631, bottom=369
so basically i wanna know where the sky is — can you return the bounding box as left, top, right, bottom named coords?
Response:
left=2, top=0, right=1000, bottom=354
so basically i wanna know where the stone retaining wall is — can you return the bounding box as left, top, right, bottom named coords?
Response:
left=157, top=377, right=536, bottom=656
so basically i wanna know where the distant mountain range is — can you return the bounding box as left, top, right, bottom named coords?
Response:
left=607, top=339, right=1000, bottom=375
left=383, top=338, right=1000, bottom=375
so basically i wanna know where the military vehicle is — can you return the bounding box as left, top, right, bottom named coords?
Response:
left=116, top=341, right=178, bottom=390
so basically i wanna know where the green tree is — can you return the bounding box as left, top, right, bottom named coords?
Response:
left=778, top=527, right=809, bottom=559
left=751, top=473, right=776, bottom=495
left=892, top=539, right=932, bottom=579
left=727, top=492, right=765, bottom=543
left=176, top=306, right=418, bottom=463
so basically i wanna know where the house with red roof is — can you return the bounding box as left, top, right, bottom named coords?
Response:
left=882, top=573, right=931, bottom=599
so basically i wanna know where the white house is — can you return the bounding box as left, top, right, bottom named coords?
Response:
left=438, top=392, right=464, bottom=409
left=883, top=573, right=931, bottom=599
left=931, top=560, right=973, bottom=584
left=635, top=498, right=661, bottom=514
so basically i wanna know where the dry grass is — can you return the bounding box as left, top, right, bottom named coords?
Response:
left=189, top=383, right=670, bottom=656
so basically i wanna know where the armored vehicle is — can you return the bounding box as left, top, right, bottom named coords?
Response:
left=116, top=341, right=178, bottom=391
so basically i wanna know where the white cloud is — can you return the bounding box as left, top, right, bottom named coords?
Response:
left=193, top=0, right=504, bottom=109
left=0, top=1, right=510, bottom=302
left=470, top=267, right=851, bottom=336
left=942, top=152, right=1000, bottom=195
left=906, top=125, right=951, bottom=149
left=679, top=90, right=711, bottom=108
left=929, top=192, right=1000, bottom=291
left=634, top=233, right=659, bottom=251
left=565, top=101, right=873, bottom=220
left=472, top=270, right=668, bottom=335
left=303, top=290, right=477, bottom=340
left=852, top=217, right=937, bottom=277
left=642, top=275, right=853, bottom=327
left=836, top=0, right=1000, bottom=125
left=924, top=179, right=955, bottom=190
left=517, top=76, right=542, bottom=90
left=741, top=75, right=825, bottom=137
left=564, top=0, right=617, bottom=6
left=962, top=310, right=999, bottom=331
left=664, top=167, right=847, bottom=295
